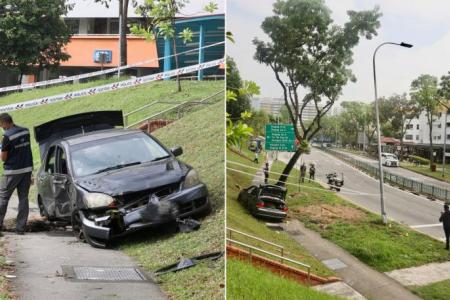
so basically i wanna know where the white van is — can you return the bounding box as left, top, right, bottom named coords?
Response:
left=381, top=153, right=399, bottom=167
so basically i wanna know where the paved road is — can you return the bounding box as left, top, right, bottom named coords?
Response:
left=279, top=149, right=446, bottom=240
left=3, top=196, right=167, bottom=300
left=335, top=149, right=450, bottom=191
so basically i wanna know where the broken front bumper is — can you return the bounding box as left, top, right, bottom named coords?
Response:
left=80, top=183, right=210, bottom=241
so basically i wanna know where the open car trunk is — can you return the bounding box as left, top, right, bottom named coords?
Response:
left=34, top=110, right=124, bottom=160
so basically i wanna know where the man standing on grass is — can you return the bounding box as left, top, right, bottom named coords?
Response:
left=439, top=204, right=450, bottom=250
left=0, top=113, right=33, bottom=235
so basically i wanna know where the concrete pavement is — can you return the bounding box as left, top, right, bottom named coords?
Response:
left=3, top=195, right=167, bottom=300
left=284, top=219, right=421, bottom=300
left=279, top=148, right=447, bottom=240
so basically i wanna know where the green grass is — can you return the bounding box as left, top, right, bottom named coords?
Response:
left=270, top=161, right=450, bottom=272
left=120, top=100, right=224, bottom=300
left=227, top=259, right=343, bottom=300
left=401, top=162, right=450, bottom=184
left=0, top=78, right=223, bottom=201
left=411, top=279, right=450, bottom=300
left=226, top=148, right=334, bottom=277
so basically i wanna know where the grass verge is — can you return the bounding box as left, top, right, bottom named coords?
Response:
left=269, top=161, right=450, bottom=272
left=411, top=279, right=450, bottom=300
left=226, top=148, right=333, bottom=276
left=227, top=259, right=343, bottom=300
left=0, top=79, right=223, bottom=201
left=401, top=162, right=450, bottom=185
left=119, top=100, right=224, bottom=300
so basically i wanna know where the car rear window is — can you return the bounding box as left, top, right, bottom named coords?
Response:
left=70, top=133, right=169, bottom=177
left=260, top=187, right=286, bottom=199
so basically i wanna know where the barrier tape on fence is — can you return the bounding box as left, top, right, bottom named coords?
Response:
left=0, top=58, right=224, bottom=113
left=0, top=41, right=225, bottom=94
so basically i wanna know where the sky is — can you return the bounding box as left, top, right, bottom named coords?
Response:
left=227, top=0, right=450, bottom=103
left=67, top=0, right=225, bottom=18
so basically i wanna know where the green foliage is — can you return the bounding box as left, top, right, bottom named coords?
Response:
left=226, top=57, right=251, bottom=119
left=227, top=259, right=342, bottom=300
left=408, top=155, right=430, bottom=165
left=411, top=74, right=440, bottom=165
left=178, top=27, right=193, bottom=44
left=253, top=0, right=381, bottom=142
left=204, top=1, right=218, bottom=13
left=0, top=0, right=72, bottom=78
left=411, top=279, right=450, bottom=300
left=247, top=109, right=270, bottom=136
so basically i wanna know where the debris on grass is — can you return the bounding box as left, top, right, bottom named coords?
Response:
left=292, top=204, right=366, bottom=228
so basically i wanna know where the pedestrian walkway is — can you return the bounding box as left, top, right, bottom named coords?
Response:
left=385, top=261, right=450, bottom=286
left=283, top=219, right=421, bottom=300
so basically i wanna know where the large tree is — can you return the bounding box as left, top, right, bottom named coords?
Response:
left=411, top=74, right=440, bottom=170
left=226, top=57, right=251, bottom=120
left=253, top=0, right=381, bottom=185
left=0, top=0, right=72, bottom=83
left=383, top=94, right=419, bottom=160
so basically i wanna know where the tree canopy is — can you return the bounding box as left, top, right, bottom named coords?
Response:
left=0, top=0, right=72, bottom=80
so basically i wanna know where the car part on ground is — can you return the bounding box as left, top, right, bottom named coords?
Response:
left=177, top=218, right=201, bottom=233
left=154, top=251, right=224, bottom=276
left=34, top=111, right=211, bottom=248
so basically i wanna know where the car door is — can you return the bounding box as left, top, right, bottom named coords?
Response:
left=37, top=146, right=57, bottom=217
left=53, top=146, right=73, bottom=218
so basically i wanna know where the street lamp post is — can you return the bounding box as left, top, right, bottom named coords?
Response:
left=373, top=41, right=413, bottom=224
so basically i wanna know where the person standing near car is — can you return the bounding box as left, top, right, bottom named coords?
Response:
left=0, top=113, right=33, bottom=234
left=309, top=164, right=316, bottom=181
left=300, top=163, right=307, bottom=183
left=439, top=204, right=450, bottom=250
left=263, top=161, right=269, bottom=184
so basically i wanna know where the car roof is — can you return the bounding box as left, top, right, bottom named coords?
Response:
left=61, top=128, right=142, bottom=146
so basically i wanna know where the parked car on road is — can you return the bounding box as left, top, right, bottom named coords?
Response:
left=237, top=184, right=288, bottom=221
left=381, top=152, right=399, bottom=167
left=34, top=111, right=210, bottom=248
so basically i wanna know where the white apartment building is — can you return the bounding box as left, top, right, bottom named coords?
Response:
left=404, top=110, right=450, bottom=145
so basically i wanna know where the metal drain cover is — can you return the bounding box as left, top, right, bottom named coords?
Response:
left=321, top=258, right=347, bottom=270
left=62, top=265, right=149, bottom=282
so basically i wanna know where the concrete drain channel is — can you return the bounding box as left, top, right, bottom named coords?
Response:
left=61, top=266, right=150, bottom=282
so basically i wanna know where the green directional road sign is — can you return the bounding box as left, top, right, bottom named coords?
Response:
left=265, top=124, right=296, bottom=152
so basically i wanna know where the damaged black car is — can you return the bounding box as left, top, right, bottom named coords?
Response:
left=34, top=111, right=210, bottom=248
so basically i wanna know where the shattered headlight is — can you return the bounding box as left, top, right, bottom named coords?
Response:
left=183, top=169, right=200, bottom=189
left=84, top=193, right=115, bottom=208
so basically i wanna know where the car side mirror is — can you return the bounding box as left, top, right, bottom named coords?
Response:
left=170, top=146, right=183, bottom=157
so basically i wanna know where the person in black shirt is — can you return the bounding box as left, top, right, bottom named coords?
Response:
left=439, top=204, right=450, bottom=250
left=0, top=113, right=33, bottom=234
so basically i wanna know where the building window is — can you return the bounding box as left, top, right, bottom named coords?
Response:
left=438, top=124, right=442, bottom=128
left=438, top=135, right=442, bottom=140
left=406, top=124, right=413, bottom=129
left=109, top=19, right=119, bottom=34
left=65, top=19, right=80, bottom=34
left=416, top=135, right=419, bottom=140
left=94, top=18, right=108, bottom=34
left=405, top=135, right=413, bottom=140
left=416, top=124, right=420, bottom=130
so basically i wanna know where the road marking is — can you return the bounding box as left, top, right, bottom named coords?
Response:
left=410, top=223, right=442, bottom=229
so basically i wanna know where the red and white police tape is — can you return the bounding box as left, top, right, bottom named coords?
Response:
left=0, top=41, right=225, bottom=94
left=0, top=58, right=224, bottom=113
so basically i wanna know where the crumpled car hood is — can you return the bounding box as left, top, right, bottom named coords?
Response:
left=75, top=159, right=187, bottom=195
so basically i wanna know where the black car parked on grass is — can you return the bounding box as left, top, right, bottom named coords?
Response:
left=34, top=111, right=210, bottom=248
left=237, top=184, right=288, bottom=221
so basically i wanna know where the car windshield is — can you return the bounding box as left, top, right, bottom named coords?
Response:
left=70, top=133, right=169, bottom=177
left=386, top=154, right=397, bottom=160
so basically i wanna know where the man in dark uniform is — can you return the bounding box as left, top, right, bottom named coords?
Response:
left=0, top=113, right=33, bottom=234
left=263, top=162, right=269, bottom=184
left=439, top=204, right=450, bottom=250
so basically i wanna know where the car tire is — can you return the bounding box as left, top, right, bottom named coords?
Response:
left=71, top=210, right=108, bottom=248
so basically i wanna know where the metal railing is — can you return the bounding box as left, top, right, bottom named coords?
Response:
left=226, top=237, right=311, bottom=285
left=325, top=148, right=450, bottom=201
left=124, top=89, right=224, bottom=128
left=227, top=228, right=284, bottom=258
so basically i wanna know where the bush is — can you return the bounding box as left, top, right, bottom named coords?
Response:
left=409, top=155, right=430, bottom=165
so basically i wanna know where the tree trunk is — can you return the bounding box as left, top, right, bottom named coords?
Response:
left=277, top=147, right=304, bottom=186
left=119, top=0, right=128, bottom=68
left=172, top=37, right=181, bottom=92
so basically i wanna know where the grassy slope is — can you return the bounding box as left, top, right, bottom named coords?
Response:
left=269, top=161, right=450, bottom=272
left=227, top=259, right=343, bottom=300
left=120, top=100, right=224, bottom=300
left=401, top=162, right=450, bottom=185
left=0, top=79, right=223, bottom=201
left=226, top=148, right=333, bottom=277
left=411, top=279, right=450, bottom=300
